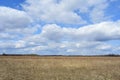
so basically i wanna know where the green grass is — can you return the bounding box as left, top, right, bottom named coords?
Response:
left=0, top=56, right=120, bottom=80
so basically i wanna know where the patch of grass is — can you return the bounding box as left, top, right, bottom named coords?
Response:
left=0, top=56, right=120, bottom=80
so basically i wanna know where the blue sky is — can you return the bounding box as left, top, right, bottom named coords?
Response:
left=0, top=0, right=120, bottom=55
left=0, top=0, right=25, bottom=10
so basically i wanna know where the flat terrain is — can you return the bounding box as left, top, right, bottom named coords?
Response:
left=0, top=56, right=120, bottom=80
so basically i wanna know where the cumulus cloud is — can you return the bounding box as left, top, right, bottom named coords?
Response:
left=3, top=20, right=119, bottom=54
left=0, top=6, right=32, bottom=31
left=31, top=20, right=120, bottom=54
left=0, top=0, right=119, bottom=55
left=0, top=6, right=42, bottom=39
left=22, top=0, right=86, bottom=24
left=40, top=20, right=120, bottom=42
left=23, top=0, right=111, bottom=24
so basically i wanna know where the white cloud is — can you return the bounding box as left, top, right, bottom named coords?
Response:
left=23, top=0, right=110, bottom=24
left=0, top=6, right=42, bottom=39
left=2, top=20, right=119, bottom=54
left=0, top=6, right=32, bottom=31
left=0, top=33, right=18, bottom=40
left=15, top=40, right=26, bottom=48
left=23, top=0, right=86, bottom=24
left=89, top=2, right=109, bottom=23
left=0, top=0, right=119, bottom=55
left=40, top=20, right=120, bottom=42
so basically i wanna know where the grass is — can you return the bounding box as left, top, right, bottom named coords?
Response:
left=0, top=56, right=120, bottom=80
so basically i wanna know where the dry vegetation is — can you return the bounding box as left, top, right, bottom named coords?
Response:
left=0, top=56, right=120, bottom=80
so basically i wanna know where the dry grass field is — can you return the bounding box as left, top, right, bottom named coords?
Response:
left=0, top=56, right=120, bottom=80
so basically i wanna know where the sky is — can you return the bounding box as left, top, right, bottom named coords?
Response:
left=0, top=0, right=120, bottom=55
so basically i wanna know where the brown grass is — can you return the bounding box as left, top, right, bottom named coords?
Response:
left=0, top=56, right=120, bottom=80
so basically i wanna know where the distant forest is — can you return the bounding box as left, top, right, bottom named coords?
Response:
left=0, top=53, right=120, bottom=57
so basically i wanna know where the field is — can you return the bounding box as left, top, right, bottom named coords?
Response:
left=0, top=56, right=120, bottom=80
